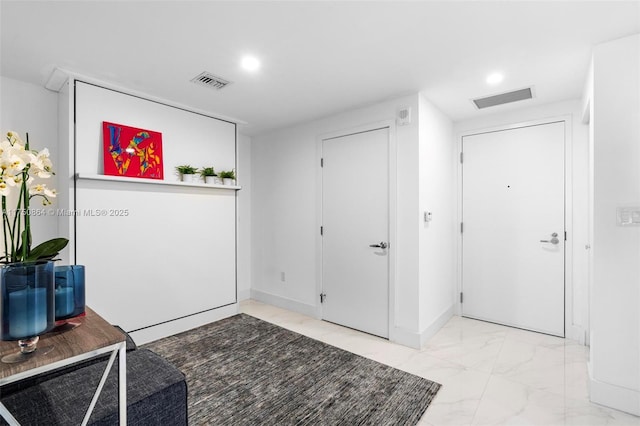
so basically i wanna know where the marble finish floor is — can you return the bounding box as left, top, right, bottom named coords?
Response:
left=240, top=300, right=640, bottom=426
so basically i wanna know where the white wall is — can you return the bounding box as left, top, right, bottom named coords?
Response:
left=418, top=93, right=456, bottom=341
left=237, top=132, right=252, bottom=301
left=454, top=99, right=589, bottom=343
left=588, top=33, right=640, bottom=416
left=251, top=93, right=457, bottom=347
left=0, top=77, right=60, bottom=247
left=251, top=93, right=429, bottom=343
left=250, top=122, right=321, bottom=315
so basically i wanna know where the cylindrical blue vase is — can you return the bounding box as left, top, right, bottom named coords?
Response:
left=54, top=265, right=86, bottom=321
left=0, top=261, right=55, bottom=341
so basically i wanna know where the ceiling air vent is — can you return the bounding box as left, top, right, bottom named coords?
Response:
left=190, top=71, right=232, bottom=90
left=472, top=87, right=533, bottom=109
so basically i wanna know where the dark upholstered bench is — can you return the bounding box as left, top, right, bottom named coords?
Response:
left=0, top=330, right=187, bottom=425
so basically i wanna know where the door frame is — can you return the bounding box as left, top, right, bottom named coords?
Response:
left=315, top=120, right=397, bottom=339
left=455, top=115, right=584, bottom=342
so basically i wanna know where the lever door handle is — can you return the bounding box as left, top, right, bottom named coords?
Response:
left=369, top=242, right=388, bottom=249
left=540, top=237, right=560, bottom=245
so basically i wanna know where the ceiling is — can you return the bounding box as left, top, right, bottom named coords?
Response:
left=1, top=1, right=639, bottom=136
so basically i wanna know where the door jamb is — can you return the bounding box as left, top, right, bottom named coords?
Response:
left=456, top=115, right=580, bottom=341
left=315, top=120, right=397, bottom=340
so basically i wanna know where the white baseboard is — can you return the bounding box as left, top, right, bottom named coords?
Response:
left=249, top=290, right=452, bottom=350
left=420, top=304, right=455, bottom=347
left=237, top=288, right=251, bottom=301
left=390, top=327, right=421, bottom=349
left=129, top=303, right=239, bottom=345
left=390, top=304, right=454, bottom=349
left=250, top=289, right=318, bottom=318
left=566, top=324, right=587, bottom=344
left=589, top=369, right=640, bottom=416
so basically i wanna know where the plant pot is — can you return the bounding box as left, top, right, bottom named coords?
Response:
left=204, top=176, right=218, bottom=184
left=181, top=173, right=197, bottom=183
left=0, top=261, right=55, bottom=341
left=222, top=178, right=236, bottom=186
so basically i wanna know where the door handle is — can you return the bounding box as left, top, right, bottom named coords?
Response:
left=369, top=242, right=388, bottom=249
left=540, top=238, right=559, bottom=244
left=540, top=234, right=560, bottom=245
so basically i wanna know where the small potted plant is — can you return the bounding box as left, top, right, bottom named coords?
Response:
left=175, top=165, right=198, bottom=183
left=199, top=166, right=218, bottom=184
left=219, top=170, right=236, bottom=186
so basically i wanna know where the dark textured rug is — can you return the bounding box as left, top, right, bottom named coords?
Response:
left=144, top=314, right=441, bottom=425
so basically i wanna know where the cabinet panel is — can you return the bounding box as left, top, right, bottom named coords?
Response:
left=70, top=81, right=237, bottom=332
left=75, top=181, right=236, bottom=331
left=75, top=81, right=236, bottom=177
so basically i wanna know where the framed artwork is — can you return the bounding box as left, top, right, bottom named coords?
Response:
left=102, top=121, right=164, bottom=179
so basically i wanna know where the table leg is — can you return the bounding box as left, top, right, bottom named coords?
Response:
left=118, top=343, right=126, bottom=425
left=0, top=402, right=19, bottom=426
left=82, top=349, right=118, bottom=426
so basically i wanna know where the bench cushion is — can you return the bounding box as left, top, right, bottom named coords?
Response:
left=1, top=349, right=187, bottom=425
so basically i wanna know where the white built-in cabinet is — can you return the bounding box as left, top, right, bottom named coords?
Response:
left=56, top=78, right=239, bottom=343
left=586, top=34, right=640, bottom=416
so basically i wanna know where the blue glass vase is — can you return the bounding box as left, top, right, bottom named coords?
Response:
left=54, top=265, right=85, bottom=321
left=0, top=260, right=55, bottom=362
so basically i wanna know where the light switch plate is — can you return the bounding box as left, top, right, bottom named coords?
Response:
left=617, top=206, right=640, bottom=226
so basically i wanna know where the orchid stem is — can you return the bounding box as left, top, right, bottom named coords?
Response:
left=2, top=197, right=8, bottom=262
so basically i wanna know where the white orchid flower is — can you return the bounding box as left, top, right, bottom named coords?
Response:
left=28, top=183, right=54, bottom=196
left=30, top=182, right=45, bottom=193
left=7, top=174, right=29, bottom=186
left=36, top=148, right=50, bottom=160
left=0, top=140, right=25, bottom=161
left=0, top=180, right=11, bottom=197
left=2, top=175, right=18, bottom=187
left=29, top=148, right=53, bottom=178
left=0, top=154, right=26, bottom=176
left=8, top=156, right=26, bottom=172
left=0, top=139, right=13, bottom=156
left=7, top=140, right=25, bottom=153
left=1, top=130, right=63, bottom=263
left=5, top=131, right=23, bottom=146
left=28, top=183, right=56, bottom=205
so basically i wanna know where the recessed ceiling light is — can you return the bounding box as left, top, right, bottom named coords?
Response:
left=241, top=56, right=261, bottom=72
left=486, top=72, right=504, bottom=85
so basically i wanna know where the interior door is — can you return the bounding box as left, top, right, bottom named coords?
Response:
left=462, top=121, right=565, bottom=336
left=322, top=127, right=389, bottom=338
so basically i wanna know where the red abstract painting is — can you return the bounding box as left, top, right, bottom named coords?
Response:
left=102, top=122, right=164, bottom=179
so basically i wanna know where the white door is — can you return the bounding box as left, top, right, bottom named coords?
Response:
left=462, top=121, right=565, bottom=336
left=322, top=127, right=389, bottom=338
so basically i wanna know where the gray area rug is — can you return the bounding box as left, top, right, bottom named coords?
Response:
left=144, top=314, right=441, bottom=425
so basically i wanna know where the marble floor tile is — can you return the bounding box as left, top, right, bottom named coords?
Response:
left=471, top=375, right=572, bottom=425
left=491, top=336, right=591, bottom=402
left=505, top=326, right=572, bottom=348
left=399, top=351, right=490, bottom=425
left=563, top=396, right=640, bottom=426
left=442, top=315, right=512, bottom=335
left=238, top=300, right=640, bottom=426
left=424, top=329, right=506, bottom=373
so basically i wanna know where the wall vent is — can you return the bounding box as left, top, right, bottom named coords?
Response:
left=472, top=87, right=533, bottom=109
left=190, top=71, right=232, bottom=90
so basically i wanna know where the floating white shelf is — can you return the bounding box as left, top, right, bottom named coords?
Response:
left=75, top=173, right=242, bottom=190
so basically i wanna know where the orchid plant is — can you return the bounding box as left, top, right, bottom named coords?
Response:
left=0, top=131, right=68, bottom=264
